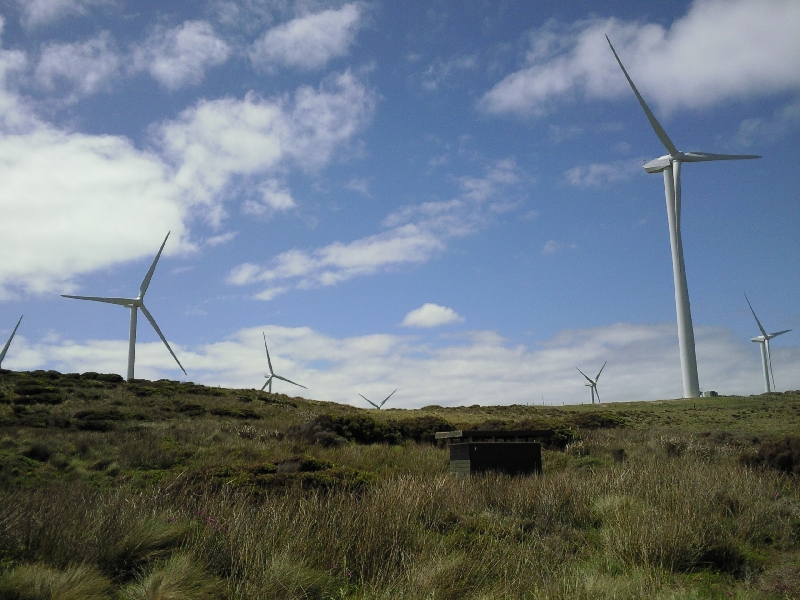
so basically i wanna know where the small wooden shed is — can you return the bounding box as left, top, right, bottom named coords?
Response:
left=434, top=430, right=554, bottom=477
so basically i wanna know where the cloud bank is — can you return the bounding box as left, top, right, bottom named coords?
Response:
left=5, top=322, right=798, bottom=407
left=481, top=0, right=800, bottom=117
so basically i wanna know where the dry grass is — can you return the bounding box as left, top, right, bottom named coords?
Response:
left=1, top=370, right=799, bottom=598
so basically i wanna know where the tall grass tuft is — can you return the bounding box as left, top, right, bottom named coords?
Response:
left=0, top=563, right=112, bottom=600
left=100, top=517, right=188, bottom=582
left=119, top=553, right=221, bottom=600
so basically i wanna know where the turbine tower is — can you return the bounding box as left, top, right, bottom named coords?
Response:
left=745, top=293, right=791, bottom=393
left=359, top=389, right=397, bottom=410
left=577, top=362, right=606, bottom=404
left=0, top=315, right=23, bottom=368
left=62, top=232, right=186, bottom=382
left=261, top=332, right=306, bottom=393
left=606, top=36, right=760, bottom=399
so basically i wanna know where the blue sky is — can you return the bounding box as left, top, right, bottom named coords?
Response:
left=1, top=0, right=799, bottom=407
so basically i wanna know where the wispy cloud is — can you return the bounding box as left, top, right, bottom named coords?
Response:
left=250, top=3, right=363, bottom=71
left=481, top=0, right=800, bottom=117
left=542, top=240, right=576, bottom=255
left=7, top=322, right=797, bottom=407
left=132, top=21, right=230, bottom=90
left=736, top=99, right=800, bottom=147
left=401, top=303, right=464, bottom=328
left=565, top=159, right=641, bottom=187
left=35, top=32, right=121, bottom=101
left=17, top=0, right=111, bottom=29
left=227, top=159, right=524, bottom=296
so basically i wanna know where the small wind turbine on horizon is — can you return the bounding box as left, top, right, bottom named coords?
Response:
left=745, top=293, right=791, bottom=394
left=62, top=233, right=186, bottom=382
left=261, top=332, right=306, bottom=394
left=359, top=389, right=397, bottom=410
left=606, top=36, right=760, bottom=399
left=577, top=362, right=606, bottom=404
left=0, top=315, right=23, bottom=368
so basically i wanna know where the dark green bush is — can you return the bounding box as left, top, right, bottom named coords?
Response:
left=740, top=436, right=800, bottom=475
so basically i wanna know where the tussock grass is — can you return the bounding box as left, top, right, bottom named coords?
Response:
left=0, top=563, right=112, bottom=599
left=1, top=370, right=800, bottom=597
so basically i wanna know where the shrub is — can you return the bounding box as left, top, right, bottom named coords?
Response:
left=289, top=414, right=455, bottom=446
left=740, top=436, right=800, bottom=475
left=23, top=443, right=52, bottom=462
left=209, top=407, right=261, bottom=419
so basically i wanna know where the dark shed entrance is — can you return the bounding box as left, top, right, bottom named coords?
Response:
left=435, top=430, right=554, bottom=477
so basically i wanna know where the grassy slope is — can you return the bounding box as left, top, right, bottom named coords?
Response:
left=0, top=368, right=799, bottom=599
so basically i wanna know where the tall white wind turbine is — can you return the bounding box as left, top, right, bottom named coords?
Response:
left=359, top=389, right=397, bottom=410
left=261, top=332, right=306, bottom=394
left=745, top=293, right=791, bottom=393
left=0, top=315, right=23, bottom=368
left=606, top=36, right=760, bottom=398
left=577, top=362, right=606, bottom=404
left=62, top=233, right=186, bottom=382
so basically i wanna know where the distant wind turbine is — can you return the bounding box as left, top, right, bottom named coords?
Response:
left=261, top=333, right=306, bottom=393
left=0, top=315, right=23, bottom=368
left=745, top=293, right=791, bottom=393
left=577, top=362, right=606, bottom=404
left=606, top=36, right=760, bottom=398
left=359, top=389, right=397, bottom=410
left=62, top=232, right=186, bottom=382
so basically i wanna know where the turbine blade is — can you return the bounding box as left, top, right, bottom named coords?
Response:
left=140, top=232, right=170, bottom=298
left=139, top=304, right=187, bottom=375
left=0, top=315, right=23, bottom=364
left=62, top=295, right=134, bottom=307
left=767, top=329, right=792, bottom=339
left=680, top=151, right=761, bottom=162
left=595, top=361, right=607, bottom=381
left=261, top=376, right=273, bottom=392
left=263, top=332, right=274, bottom=375
left=744, top=293, right=768, bottom=337
left=380, top=389, right=397, bottom=407
left=576, top=367, right=594, bottom=384
left=272, top=374, right=306, bottom=389
left=606, top=35, right=678, bottom=156
left=359, top=394, right=380, bottom=409
left=595, top=386, right=601, bottom=403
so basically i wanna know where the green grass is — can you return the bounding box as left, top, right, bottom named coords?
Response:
left=0, top=368, right=799, bottom=598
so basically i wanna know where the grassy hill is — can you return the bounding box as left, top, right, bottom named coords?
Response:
left=0, top=368, right=798, bottom=599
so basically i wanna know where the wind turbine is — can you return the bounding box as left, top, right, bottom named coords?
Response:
left=606, top=36, right=760, bottom=399
left=359, top=389, right=397, bottom=410
left=0, top=315, right=23, bottom=368
left=577, top=362, right=606, bottom=404
left=62, top=232, right=186, bottom=382
left=745, top=293, right=791, bottom=393
left=261, top=332, right=306, bottom=393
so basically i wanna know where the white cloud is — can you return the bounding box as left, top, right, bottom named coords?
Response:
left=250, top=3, right=362, bottom=70
left=226, top=159, right=523, bottom=292
left=242, top=179, right=296, bottom=216
left=133, top=21, right=230, bottom=90
left=205, top=231, right=237, bottom=247
left=35, top=32, right=121, bottom=100
left=481, top=0, right=800, bottom=117
left=158, top=70, right=375, bottom=221
left=401, top=303, right=464, bottom=328
left=565, top=159, right=641, bottom=187
left=7, top=322, right=798, bottom=407
left=17, top=0, right=109, bottom=28
left=0, top=126, right=188, bottom=296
